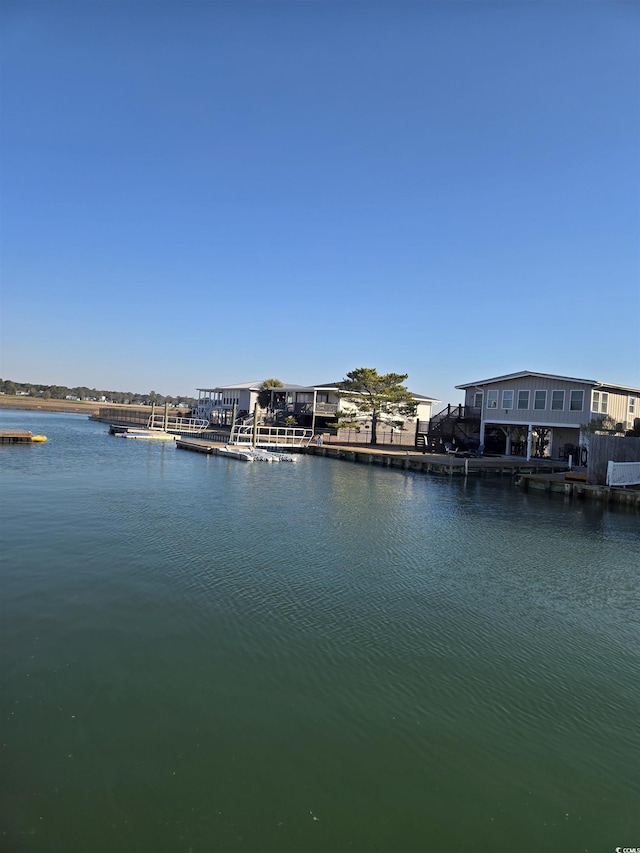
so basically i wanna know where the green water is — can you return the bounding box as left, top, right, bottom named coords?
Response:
left=1, top=411, right=638, bottom=852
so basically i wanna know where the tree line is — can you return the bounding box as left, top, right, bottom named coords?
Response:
left=0, top=378, right=196, bottom=408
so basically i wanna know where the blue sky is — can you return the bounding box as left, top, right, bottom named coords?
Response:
left=1, top=0, right=639, bottom=404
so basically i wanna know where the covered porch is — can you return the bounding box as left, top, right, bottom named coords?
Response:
left=481, top=420, right=582, bottom=462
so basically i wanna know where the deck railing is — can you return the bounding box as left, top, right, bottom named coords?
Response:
left=148, top=414, right=209, bottom=434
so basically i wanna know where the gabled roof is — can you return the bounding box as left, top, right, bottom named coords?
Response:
left=456, top=371, right=640, bottom=394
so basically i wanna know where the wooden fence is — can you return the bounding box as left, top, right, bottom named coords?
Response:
left=587, top=435, right=640, bottom=485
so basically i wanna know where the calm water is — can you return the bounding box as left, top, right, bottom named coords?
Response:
left=1, top=410, right=638, bottom=853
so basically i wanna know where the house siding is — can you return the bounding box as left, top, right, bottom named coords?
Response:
left=464, top=378, right=590, bottom=426
left=593, top=390, right=636, bottom=429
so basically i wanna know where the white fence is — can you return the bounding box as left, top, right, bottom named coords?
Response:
left=606, top=461, right=640, bottom=487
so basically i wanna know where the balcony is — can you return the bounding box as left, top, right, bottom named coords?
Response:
left=272, top=402, right=338, bottom=415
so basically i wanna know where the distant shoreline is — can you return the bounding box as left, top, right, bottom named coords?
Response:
left=0, top=396, right=151, bottom=416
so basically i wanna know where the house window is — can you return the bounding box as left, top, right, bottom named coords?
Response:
left=569, top=390, right=584, bottom=412
left=473, top=392, right=483, bottom=409
left=517, top=390, right=530, bottom=410
left=534, top=390, right=546, bottom=410
left=487, top=390, right=498, bottom=409
left=592, top=391, right=608, bottom=414
left=551, top=390, right=565, bottom=411
left=502, top=390, right=514, bottom=409
left=629, top=397, right=636, bottom=417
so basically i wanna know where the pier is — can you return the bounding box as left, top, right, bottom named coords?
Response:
left=175, top=437, right=639, bottom=508
left=0, top=431, right=47, bottom=444
left=306, top=442, right=567, bottom=475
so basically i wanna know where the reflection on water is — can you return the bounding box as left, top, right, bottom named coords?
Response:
left=1, top=410, right=638, bottom=853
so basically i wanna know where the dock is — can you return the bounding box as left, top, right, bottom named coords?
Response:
left=306, top=443, right=567, bottom=476
left=0, top=431, right=47, bottom=444
left=176, top=438, right=297, bottom=462
left=175, top=437, right=639, bottom=508
left=515, top=471, right=640, bottom=507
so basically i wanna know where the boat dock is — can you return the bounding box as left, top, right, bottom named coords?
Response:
left=176, top=437, right=639, bottom=507
left=176, top=438, right=297, bottom=462
left=515, top=471, right=640, bottom=507
left=306, top=443, right=567, bottom=476
left=0, top=431, right=47, bottom=444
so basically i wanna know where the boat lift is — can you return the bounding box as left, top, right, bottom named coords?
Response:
left=230, top=424, right=315, bottom=450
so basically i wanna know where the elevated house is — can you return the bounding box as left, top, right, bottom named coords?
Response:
left=193, top=381, right=265, bottom=426
left=194, top=380, right=439, bottom=437
left=432, top=371, right=639, bottom=461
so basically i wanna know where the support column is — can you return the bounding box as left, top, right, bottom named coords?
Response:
left=526, top=424, right=533, bottom=461
left=312, top=388, right=317, bottom=436
left=505, top=427, right=512, bottom=456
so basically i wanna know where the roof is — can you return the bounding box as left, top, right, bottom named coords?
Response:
left=196, top=380, right=292, bottom=392
left=456, top=371, right=640, bottom=394
left=197, top=379, right=440, bottom=402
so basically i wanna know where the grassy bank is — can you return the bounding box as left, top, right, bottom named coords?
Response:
left=0, top=396, right=149, bottom=417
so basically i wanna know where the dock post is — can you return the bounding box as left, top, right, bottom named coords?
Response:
left=252, top=403, right=259, bottom=448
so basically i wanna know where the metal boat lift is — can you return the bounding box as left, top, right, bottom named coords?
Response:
left=230, top=424, right=314, bottom=449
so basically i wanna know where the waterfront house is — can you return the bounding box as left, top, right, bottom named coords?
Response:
left=194, top=379, right=439, bottom=436
left=193, top=381, right=267, bottom=426
left=265, top=381, right=438, bottom=436
left=454, top=371, right=640, bottom=461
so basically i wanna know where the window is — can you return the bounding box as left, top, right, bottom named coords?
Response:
left=501, top=390, right=514, bottom=409
left=592, top=391, right=608, bottom=414
left=629, top=397, right=636, bottom=417
left=487, top=390, right=498, bottom=409
left=551, top=390, right=565, bottom=411
left=473, top=392, right=483, bottom=409
left=517, top=390, right=530, bottom=410
left=569, top=390, right=584, bottom=412
left=534, top=390, right=546, bottom=410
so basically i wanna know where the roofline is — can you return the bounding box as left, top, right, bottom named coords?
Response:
left=456, top=371, right=640, bottom=394
left=197, top=381, right=440, bottom=400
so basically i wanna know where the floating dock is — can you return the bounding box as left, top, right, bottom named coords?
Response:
left=176, top=438, right=297, bottom=462
left=111, top=426, right=177, bottom=441
left=0, top=431, right=47, bottom=444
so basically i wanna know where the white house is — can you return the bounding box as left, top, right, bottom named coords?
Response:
left=194, top=379, right=439, bottom=436
left=193, top=381, right=266, bottom=426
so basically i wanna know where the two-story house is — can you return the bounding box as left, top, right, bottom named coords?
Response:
left=194, top=379, right=438, bottom=435
left=193, top=381, right=265, bottom=426
left=263, top=382, right=437, bottom=433
left=456, top=371, right=640, bottom=460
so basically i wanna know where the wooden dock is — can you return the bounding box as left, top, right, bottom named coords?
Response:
left=305, top=443, right=567, bottom=476
left=175, top=438, right=639, bottom=508
left=176, top=438, right=224, bottom=455
left=0, top=431, right=47, bottom=444
left=515, top=471, right=640, bottom=507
